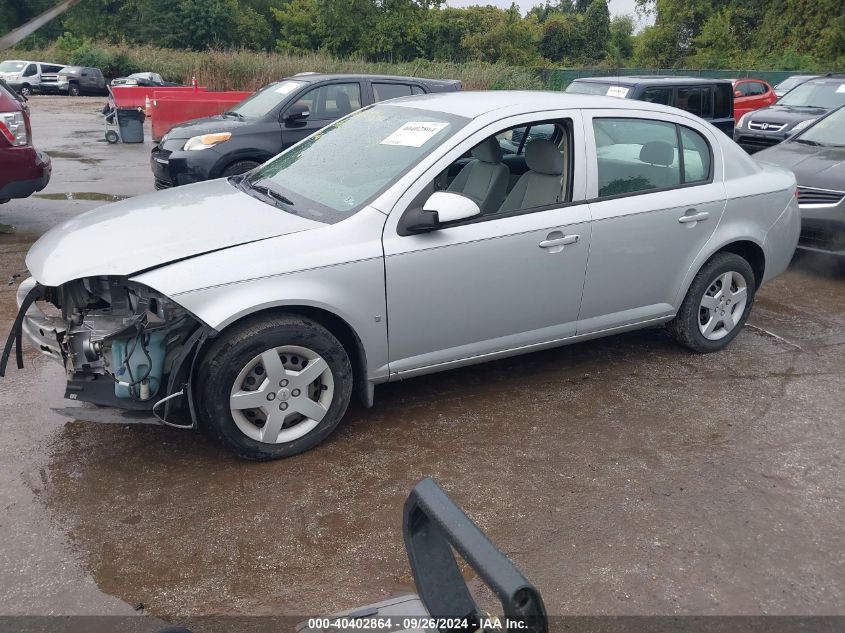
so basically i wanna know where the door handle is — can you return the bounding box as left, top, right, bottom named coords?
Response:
left=678, top=210, right=710, bottom=224
left=539, top=234, right=579, bottom=250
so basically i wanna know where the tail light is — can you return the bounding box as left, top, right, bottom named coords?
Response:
left=0, top=111, right=29, bottom=146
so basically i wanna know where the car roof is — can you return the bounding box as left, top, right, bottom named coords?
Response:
left=381, top=90, right=686, bottom=119
left=571, top=76, right=732, bottom=87
left=285, top=73, right=460, bottom=86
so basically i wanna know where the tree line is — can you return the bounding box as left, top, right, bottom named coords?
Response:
left=3, top=0, right=843, bottom=69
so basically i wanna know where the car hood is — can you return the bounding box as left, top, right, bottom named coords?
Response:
left=26, top=178, right=321, bottom=287
left=162, top=115, right=248, bottom=140
left=754, top=142, right=845, bottom=190
left=748, top=104, right=830, bottom=125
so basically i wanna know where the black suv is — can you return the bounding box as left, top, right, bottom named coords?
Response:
left=734, top=73, right=845, bottom=153
left=150, top=73, right=462, bottom=189
left=566, top=76, right=735, bottom=136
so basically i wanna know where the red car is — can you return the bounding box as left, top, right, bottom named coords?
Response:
left=0, top=79, right=51, bottom=204
left=731, top=78, right=778, bottom=123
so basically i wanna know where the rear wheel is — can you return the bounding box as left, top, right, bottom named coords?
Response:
left=221, top=160, right=261, bottom=177
left=197, top=314, right=353, bottom=461
left=105, top=130, right=120, bottom=144
left=669, top=252, right=756, bottom=353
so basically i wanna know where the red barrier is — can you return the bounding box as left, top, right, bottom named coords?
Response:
left=111, top=85, right=207, bottom=108
left=150, top=91, right=253, bottom=140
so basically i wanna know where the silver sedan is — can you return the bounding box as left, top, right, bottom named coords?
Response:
left=3, top=91, right=800, bottom=460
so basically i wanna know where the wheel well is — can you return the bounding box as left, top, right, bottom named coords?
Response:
left=716, top=240, right=765, bottom=287
left=204, top=306, right=371, bottom=407
left=217, top=156, right=265, bottom=178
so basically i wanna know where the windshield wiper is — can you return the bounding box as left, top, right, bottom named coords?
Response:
left=794, top=138, right=823, bottom=146
left=248, top=180, right=296, bottom=207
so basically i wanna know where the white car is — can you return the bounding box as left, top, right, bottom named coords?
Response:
left=2, top=91, right=800, bottom=460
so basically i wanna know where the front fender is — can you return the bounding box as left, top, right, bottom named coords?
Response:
left=146, top=257, right=390, bottom=383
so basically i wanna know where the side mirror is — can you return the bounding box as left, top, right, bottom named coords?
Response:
left=734, top=89, right=743, bottom=98
left=284, top=103, right=310, bottom=124
left=398, top=191, right=481, bottom=236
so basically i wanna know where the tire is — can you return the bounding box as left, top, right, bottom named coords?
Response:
left=105, top=130, right=120, bottom=144
left=197, top=314, right=353, bottom=461
left=221, top=160, right=261, bottom=177
left=68, top=83, right=81, bottom=97
left=669, top=252, right=757, bottom=353
left=19, top=84, right=31, bottom=97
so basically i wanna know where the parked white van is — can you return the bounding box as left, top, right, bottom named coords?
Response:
left=0, top=60, right=66, bottom=96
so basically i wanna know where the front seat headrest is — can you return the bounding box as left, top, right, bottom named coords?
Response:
left=640, top=141, right=674, bottom=166
left=525, top=139, right=563, bottom=175
left=471, top=137, right=503, bottom=164
left=334, top=91, right=352, bottom=115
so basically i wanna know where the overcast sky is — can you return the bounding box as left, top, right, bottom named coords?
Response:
left=444, top=0, right=654, bottom=30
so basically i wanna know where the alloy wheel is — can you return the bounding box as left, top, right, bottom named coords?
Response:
left=229, top=345, right=334, bottom=444
left=698, top=270, right=748, bottom=341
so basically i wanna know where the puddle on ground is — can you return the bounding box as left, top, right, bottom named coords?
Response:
left=34, top=192, right=129, bottom=202
left=44, top=150, right=102, bottom=165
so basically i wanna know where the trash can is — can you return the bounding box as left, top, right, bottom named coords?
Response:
left=117, top=108, right=145, bottom=143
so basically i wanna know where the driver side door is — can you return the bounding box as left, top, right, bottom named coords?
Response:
left=382, top=112, right=591, bottom=378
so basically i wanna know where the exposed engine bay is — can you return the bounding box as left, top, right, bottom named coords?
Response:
left=3, top=276, right=206, bottom=418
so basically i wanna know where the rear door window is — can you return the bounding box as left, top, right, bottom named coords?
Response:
left=676, top=86, right=713, bottom=118
left=593, top=117, right=712, bottom=198
left=641, top=87, right=672, bottom=105
left=373, top=83, right=416, bottom=102
left=713, top=84, right=733, bottom=118
left=594, top=118, right=681, bottom=197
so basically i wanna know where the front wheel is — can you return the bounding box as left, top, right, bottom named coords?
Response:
left=669, top=252, right=757, bottom=353
left=18, top=84, right=32, bottom=97
left=68, top=83, right=81, bottom=97
left=197, top=314, right=353, bottom=461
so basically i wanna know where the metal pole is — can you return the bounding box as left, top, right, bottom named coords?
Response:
left=0, top=0, right=83, bottom=51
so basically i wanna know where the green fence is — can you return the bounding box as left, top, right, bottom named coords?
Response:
left=539, top=67, right=804, bottom=90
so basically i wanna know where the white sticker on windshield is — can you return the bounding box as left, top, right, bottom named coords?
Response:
left=837, top=84, right=845, bottom=94
left=380, top=122, right=449, bottom=147
left=275, top=81, right=300, bottom=95
left=606, top=86, right=630, bottom=98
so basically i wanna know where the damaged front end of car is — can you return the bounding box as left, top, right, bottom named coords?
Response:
left=1, top=275, right=212, bottom=426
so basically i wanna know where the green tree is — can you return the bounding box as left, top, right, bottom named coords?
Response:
left=609, top=14, right=634, bottom=62
left=273, top=0, right=320, bottom=53
left=540, top=13, right=583, bottom=62
left=527, top=0, right=575, bottom=23
left=582, top=0, right=610, bottom=61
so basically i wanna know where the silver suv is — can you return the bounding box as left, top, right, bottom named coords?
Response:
left=4, top=91, right=800, bottom=460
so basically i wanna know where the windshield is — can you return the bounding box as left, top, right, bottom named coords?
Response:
left=244, top=104, right=468, bottom=222
left=778, top=80, right=845, bottom=109
left=0, top=61, right=26, bottom=73
left=796, top=106, right=845, bottom=146
left=230, top=80, right=307, bottom=119
left=775, top=77, right=804, bottom=92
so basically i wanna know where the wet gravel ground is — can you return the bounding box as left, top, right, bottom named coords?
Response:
left=1, top=97, right=844, bottom=621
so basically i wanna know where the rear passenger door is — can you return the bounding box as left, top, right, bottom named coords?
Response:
left=578, top=111, right=726, bottom=334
